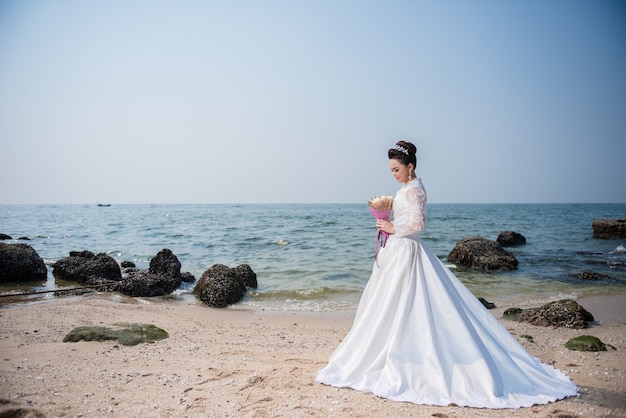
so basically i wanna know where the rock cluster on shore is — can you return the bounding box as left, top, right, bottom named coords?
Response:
left=0, top=241, right=259, bottom=308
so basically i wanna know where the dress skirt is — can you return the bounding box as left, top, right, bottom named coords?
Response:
left=315, top=235, right=578, bottom=408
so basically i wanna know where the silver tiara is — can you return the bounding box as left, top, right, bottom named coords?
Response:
left=394, top=145, right=409, bottom=155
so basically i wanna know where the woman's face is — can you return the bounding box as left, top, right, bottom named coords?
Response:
left=390, top=159, right=413, bottom=184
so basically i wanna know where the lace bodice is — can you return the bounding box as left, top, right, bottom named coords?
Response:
left=392, top=178, right=427, bottom=238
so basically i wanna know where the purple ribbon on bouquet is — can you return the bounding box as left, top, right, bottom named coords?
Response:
left=368, top=207, right=391, bottom=267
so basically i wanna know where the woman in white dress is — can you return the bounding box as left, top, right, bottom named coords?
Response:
left=316, top=141, right=578, bottom=409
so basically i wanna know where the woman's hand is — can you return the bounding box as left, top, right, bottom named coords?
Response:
left=376, top=220, right=395, bottom=234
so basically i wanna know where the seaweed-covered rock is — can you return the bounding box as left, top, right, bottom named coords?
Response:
left=52, top=251, right=121, bottom=285
left=569, top=270, right=613, bottom=281
left=496, top=231, right=526, bottom=247
left=504, top=299, right=594, bottom=329
left=565, top=335, right=615, bottom=352
left=448, top=236, right=519, bottom=272
left=194, top=263, right=257, bottom=308
left=63, top=323, right=169, bottom=346
left=0, top=243, right=47, bottom=282
left=592, top=218, right=626, bottom=239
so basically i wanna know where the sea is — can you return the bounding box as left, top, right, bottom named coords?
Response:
left=1, top=203, right=625, bottom=311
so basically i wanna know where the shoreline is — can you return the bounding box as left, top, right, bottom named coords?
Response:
left=1, top=293, right=624, bottom=417
left=3, top=281, right=626, bottom=312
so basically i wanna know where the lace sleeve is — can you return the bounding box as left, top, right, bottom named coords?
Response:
left=393, top=184, right=426, bottom=237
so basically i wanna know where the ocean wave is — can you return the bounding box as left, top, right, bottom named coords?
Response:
left=248, top=287, right=359, bottom=301
left=611, top=244, right=626, bottom=254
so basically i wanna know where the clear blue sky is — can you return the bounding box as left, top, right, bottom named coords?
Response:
left=1, top=1, right=624, bottom=204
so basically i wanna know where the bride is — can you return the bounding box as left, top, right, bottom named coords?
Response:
left=315, top=141, right=578, bottom=408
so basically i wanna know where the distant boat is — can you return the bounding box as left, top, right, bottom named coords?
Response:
left=97, top=203, right=111, bottom=207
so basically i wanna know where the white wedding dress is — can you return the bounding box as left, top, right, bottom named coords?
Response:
left=316, top=178, right=577, bottom=408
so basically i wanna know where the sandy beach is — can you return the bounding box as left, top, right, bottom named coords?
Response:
left=1, top=294, right=624, bottom=418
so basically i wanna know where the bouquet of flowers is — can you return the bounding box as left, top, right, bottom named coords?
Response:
left=368, top=195, right=393, bottom=266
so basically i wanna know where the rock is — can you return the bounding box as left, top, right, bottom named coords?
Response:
left=194, top=263, right=257, bottom=308
left=496, top=231, right=526, bottom=247
left=117, top=249, right=186, bottom=297
left=0, top=243, right=47, bottom=282
left=149, top=248, right=181, bottom=277
left=503, top=307, right=523, bottom=320
left=569, top=270, right=613, bottom=281
left=71, top=250, right=96, bottom=258
left=117, top=270, right=181, bottom=297
left=0, top=402, right=46, bottom=418
left=448, top=236, right=519, bottom=272
left=121, top=261, right=136, bottom=269
left=504, top=299, right=594, bottom=329
left=0, top=233, right=12, bottom=240
left=52, top=251, right=122, bottom=285
left=592, top=218, right=626, bottom=239
left=63, top=323, right=169, bottom=346
left=231, top=263, right=258, bottom=288
left=120, top=261, right=137, bottom=276
left=180, top=271, right=195, bottom=283
left=478, top=297, right=496, bottom=309
left=565, top=335, right=615, bottom=352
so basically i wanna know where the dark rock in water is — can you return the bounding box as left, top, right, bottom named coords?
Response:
left=0, top=233, right=12, bottom=240
left=149, top=248, right=181, bottom=277
left=194, top=263, right=257, bottom=308
left=478, top=297, right=496, bottom=309
left=0, top=243, right=47, bottom=282
left=52, top=251, right=122, bottom=285
left=18, top=236, right=30, bottom=241
left=569, top=270, right=613, bottom=281
left=575, top=250, right=604, bottom=255
left=504, top=299, right=594, bottom=329
left=592, top=218, right=626, bottom=239
left=120, top=260, right=137, bottom=276
left=71, top=250, right=96, bottom=258
left=565, top=335, right=615, bottom=352
left=121, top=260, right=136, bottom=269
left=118, top=249, right=186, bottom=297
left=496, top=231, right=526, bottom=247
left=448, top=236, right=519, bottom=272
left=117, top=270, right=181, bottom=297
left=180, top=271, right=195, bottom=283
left=231, top=263, right=258, bottom=288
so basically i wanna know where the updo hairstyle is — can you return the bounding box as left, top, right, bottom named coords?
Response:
left=388, top=140, right=417, bottom=167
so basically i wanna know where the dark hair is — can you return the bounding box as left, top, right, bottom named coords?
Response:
left=388, top=140, right=417, bottom=167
